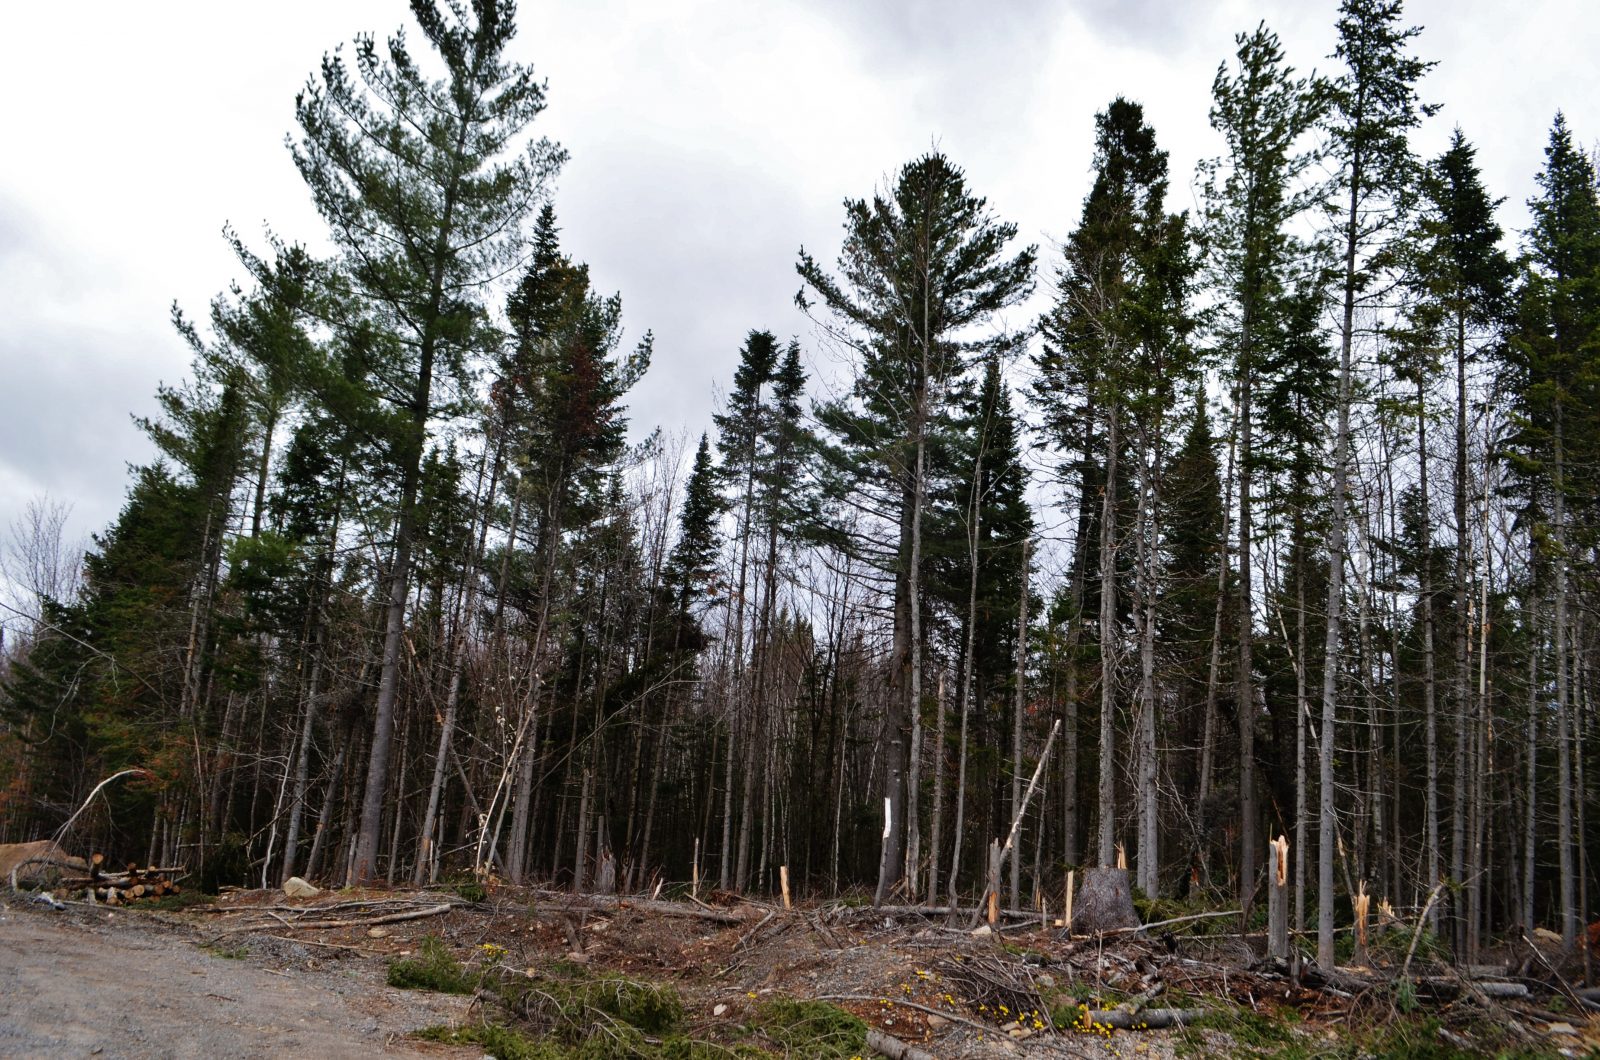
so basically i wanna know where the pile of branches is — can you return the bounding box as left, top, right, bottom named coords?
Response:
left=935, top=952, right=1048, bottom=1025
left=205, top=893, right=470, bottom=939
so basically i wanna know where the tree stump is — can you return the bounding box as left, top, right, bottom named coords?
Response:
left=1267, top=836, right=1290, bottom=961
left=1072, top=867, right=1138, bottom=933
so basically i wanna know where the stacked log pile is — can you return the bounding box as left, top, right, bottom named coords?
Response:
left=63, top=854, right=185, bottom=904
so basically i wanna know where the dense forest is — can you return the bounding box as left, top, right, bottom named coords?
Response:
left=3, top=0, right=1598, bottom=973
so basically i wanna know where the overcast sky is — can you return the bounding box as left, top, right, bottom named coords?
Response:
left=1, top=0, right=1595, bottom=550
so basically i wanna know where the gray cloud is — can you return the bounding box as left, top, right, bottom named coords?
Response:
left=0, top=0, right=1596, bottom=551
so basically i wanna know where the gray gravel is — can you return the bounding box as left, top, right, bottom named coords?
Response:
left=0, top=901, right=477, bottom=1059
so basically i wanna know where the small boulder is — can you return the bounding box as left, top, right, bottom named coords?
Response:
left=282, top=876, right=321, bottom=898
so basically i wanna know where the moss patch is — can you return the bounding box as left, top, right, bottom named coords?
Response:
left=387, top=936, right=481, bottom=995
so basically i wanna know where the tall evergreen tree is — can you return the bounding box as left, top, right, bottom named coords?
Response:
left=1506, top=114, right=1600, bottom=950
left=1318, top=0, right=1436, bottom=967
left=1037, top=98, right=1182, bottom=875
left=1201, top=21, right=1327, bottom=908
left=291, top=0, right=568, bottom=882
left=798, top=152, right=1034, bottom=904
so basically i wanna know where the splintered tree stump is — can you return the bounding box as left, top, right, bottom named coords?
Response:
left=1267, top=836, right=1290, bottom=961
left=1072, top=867, right=1138, bottom=934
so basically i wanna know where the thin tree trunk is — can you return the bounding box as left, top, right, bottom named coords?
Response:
left=1010, top=538, right=1031, bottom=905
left=280, top=636, right=323, bottom=884
left=947, top=514, right=982, bottom=907
left=1136, top=430, right=1160, bottom=898
left=414, top=436, right=498, bottom=884
left=1320, top=166, right=1360, bottom=970
left=1555, top=407, right=1575, bottom=950
left=1198, top=430, right=1237, bottom=815
left=1096, top=403, right=1121, bottom=868
left=926, top=672, right=948, bottom=904
left=1294, top=524, right=1309, bottom=936
left=1526, top=594, right=1541, bottom=936
left=1237, top=347, right=1257, bottom=912
left=306, top=732, right=349, bottom=882
left=906, top=665, right=923, bottom=897
left=1062, top=425, right=1096, bottom=870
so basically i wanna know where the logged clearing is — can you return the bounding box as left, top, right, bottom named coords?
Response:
left=5, top=884, right=1599, bottom=1059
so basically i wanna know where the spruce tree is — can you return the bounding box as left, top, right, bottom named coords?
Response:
left=1201, top=21, right=1327, bottom=907
left=1037, top=98, right=1184, bottom=875
left=1506, top=114, right=1600, bottom=950
left=1396, top=128, right=1511, bottom=954
left=493, top=207, right=650, bottom=882
left=1318, top=0, right=1436, bottom=966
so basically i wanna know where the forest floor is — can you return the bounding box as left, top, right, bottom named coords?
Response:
left=3, top=882, right=1598, bottom=1059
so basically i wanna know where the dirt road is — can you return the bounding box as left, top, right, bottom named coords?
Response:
left=0, top=904, right=474, bottom=1059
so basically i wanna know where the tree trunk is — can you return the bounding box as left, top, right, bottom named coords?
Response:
left=1555, top=407, right=1575, bottom=950
left=414, top=437, right=498, bottom=884
left=1010, top=539, right=1031, bottom=905
left=926, top=672, right=948, bottom=905
left=1073, top=867, right=1138, bottom=933
left=1525, top=593, right=1541, bottom=936
left=906, top=665, right=923, bottom=898
left=1136, top=431, right=1160, bottom=898
left=280, top=637, right=323, bottom=884
left=1096, top=403, right=1121, bottom=867
left=947, top=551, right=980, bottom=908
left=1237, top=348, right=1257, bottom=912
left=1320, top=168, right=1360, bottom=970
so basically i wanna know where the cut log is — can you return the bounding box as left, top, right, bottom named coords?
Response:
left=866, top=1028, right=938, bottom=1060
left=527, top=897, right=744, bottom=925
left=1405, top=978, right=1531, bottom=1002
left=1072, top=867, right=1138, bottom=934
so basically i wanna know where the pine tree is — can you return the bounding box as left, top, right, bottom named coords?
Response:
left=291, top=0, right=568, bottom=882
left=799, top=152, right=1034, bottom=904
